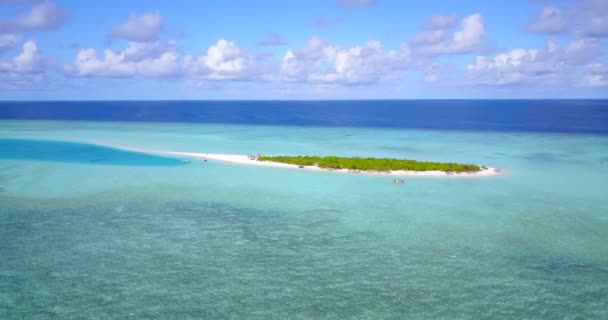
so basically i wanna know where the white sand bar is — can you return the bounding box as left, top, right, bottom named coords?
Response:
left=162, top=151, right=503, bottom=177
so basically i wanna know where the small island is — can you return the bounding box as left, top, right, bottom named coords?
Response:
left=156, top=150, right=501, bottom=177
left=259, top=155, right=482, bottom=173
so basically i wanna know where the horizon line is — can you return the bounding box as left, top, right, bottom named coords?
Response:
left=1, top=98, right=608, bottom=102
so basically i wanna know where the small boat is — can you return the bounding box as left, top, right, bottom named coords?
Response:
left=393, top=179, right=405, bottom=184
left=181, top=159, right=191, bottom=163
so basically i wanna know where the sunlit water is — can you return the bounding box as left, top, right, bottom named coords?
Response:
left=1, top=120, right=607, bottom=319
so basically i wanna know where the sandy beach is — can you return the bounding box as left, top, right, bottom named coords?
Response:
left=162, top=151, right=502, bottom=177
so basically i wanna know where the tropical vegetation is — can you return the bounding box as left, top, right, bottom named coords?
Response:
left=258, top=155, right=481, bottom=172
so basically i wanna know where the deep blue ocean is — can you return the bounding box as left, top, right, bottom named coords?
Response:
left=2, top=100, right=608, bottom=134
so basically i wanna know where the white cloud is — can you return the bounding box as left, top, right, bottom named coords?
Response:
left=410, top=13, right=485, bottom=55
left=135, top=52, right=180, bottom=77
left=467, top=39, right=604, bottom=86
left=280, top=37, right=411, bottom=84
left=425, top=14, right=458, bottom=30
left=0, top=33, right=20, bottom=51
left=563, top=38, right=601, bottom=63
left=468, top=48, right=545, bottom=85
left=0, top=0, right=68, bottom=34
left=109, top=12, right=164, bottom=42
left=0, top=0, right=67, bottom=51
left=205, top=40, right=245, bottom=73
left=0, top=40, right=46, bottom=74
left=0, top=1, right=65, bottom=89
left=280, top=15, right=487, bottom=86
left=528, top=6, right=567, bottom=34
left=528, top=0, right=608, bottom=37
left=12, top=40, right=44, bottom=72
left=120, top=40, right=179, bottom=61
left=68, top=48, right=135, bottom=77
left=571, top=0, right=608, bottom=37
left=184, top=39, right=261, bottom=80
left=581, top=74, right=608, bottom=87
left=67, top=39, right=260, bottom=81
left=578, top=63, right=608, bottom=87
left=280, top=37, right=339, bottom=82
left=410, top=30, right=445, bottom=46
left=66, top=40, right=180, bottom=78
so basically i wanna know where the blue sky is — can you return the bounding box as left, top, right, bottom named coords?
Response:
left=0, top=0, right=607, bottom=99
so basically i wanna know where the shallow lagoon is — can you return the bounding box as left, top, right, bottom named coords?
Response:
left=0, top=138, right=184, bottom=166
left=1, top=120, right=607, bottom=319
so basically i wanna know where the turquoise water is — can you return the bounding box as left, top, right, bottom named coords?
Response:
left=1, top=120, right=608, bottom=319
left=0, top=139, right=184, bottom=166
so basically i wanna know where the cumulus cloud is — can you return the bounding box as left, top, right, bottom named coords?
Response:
left=67, top=39, right=262, bottom=81
left=467, top=39, right=604, bottom=86
left=580, top=63, right=608, bottom=87
left=192, top=39, right=248, bottom=77
left=280, top=37, right=411, bottom=84
left=0, top=0, right=67, bottom=52
left=410, top=30, right=446, bottom=46
left=66, top=40, right=180, bottom=78
left=0, top=1, right=65, bottom=88
left=410, top=13, right=485, bottom=55
left=0, top=0, right=68, bottom=34
left=280, top=14, right=487, bottom=86
left=0, top=40, right=46, bottom=73
left=0, top=40, right=48, bottom=90
left=184, top=39, right=263, bottom=80
left=68, top=49, right=135, bottom=77
left=109, top=12, right=164, bottom=42
left=527, top=6, right=567, bottom=34
left=425, top=14, right=458, bottom=30
left=0, top=33, right=20, bottom=52
left=337, top=0, right=376, bottom=8
left=528, top=0, right=608, bottom=37
left=280, top=37, right=340, bottom=82
left=563, top=38, right=601, bottom=63
left=120, top=40, right=179, bottom=61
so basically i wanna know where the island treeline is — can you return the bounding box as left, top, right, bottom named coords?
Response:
left=259, top=156, right=481, bottom=172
